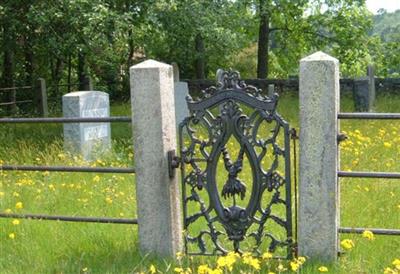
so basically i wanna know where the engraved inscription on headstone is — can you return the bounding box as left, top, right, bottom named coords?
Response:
left=63, top=91, right=111, bottom=160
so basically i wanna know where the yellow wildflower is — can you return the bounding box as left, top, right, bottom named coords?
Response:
left=105, top=197, right=113, bottom=204
left=362, top=230, right=375, bottom=241
left=384, top=267, right=396, bottom=274
left=174, top=267, right=183, bottom=273
left=262, top=251, right=273, bottom=260
left=12, top=219, right=20, bottom=225
left=217, top=252, right=237, bottom=271
left=4, top=208, right=12, bottom=213
left=318, top=266, right=328, bottom=272
left=340, top=239, right=355, bottom=250
left=208, top=269, right=221, bottom=274
left=8, top=233, right=15, bottom=239
left=15, top=202, right=23, bottom=209
left=277, top=263, right=287, bottom=272
left=290, top=261, right=300, bottom=271
left=393, top=259, right=400, bottom=270
left=384, top=142, right=392, bottom=148
left=176, top=251, right=184, bottom=260
left=82, top=267, right=88, bottom=272
left=0, top=191, right=4, bottom=197
left=149, top=264, right=156, bottom=274
left=197, top=265, right=211, bottom=274
left=297, top=256, right=306, bottom=264
left=242, top=253, right=261, bottom=270
left=93, top=175, right=101, bottom=183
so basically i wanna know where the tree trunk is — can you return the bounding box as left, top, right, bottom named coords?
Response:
left=24, top=38, right=34, bottom=86
left=67, top=54, right=72, bottom=93
left=2, top=21, right=16, bottom=113
left=195, top=33, right=206, bottom=79
left=257, top=0, right=270, bottom=79
left=51, top=57, right=64, bottom=96
left=77, top=51, right=86, bottom=90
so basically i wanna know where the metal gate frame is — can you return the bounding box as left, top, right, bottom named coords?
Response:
left=176, top=69, right=296, bottom=258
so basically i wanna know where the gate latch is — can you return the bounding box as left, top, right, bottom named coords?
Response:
left=168, top=150, right=180, bottom=179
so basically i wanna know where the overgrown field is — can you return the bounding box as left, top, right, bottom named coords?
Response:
left=0, top=93, right=399, bottom=273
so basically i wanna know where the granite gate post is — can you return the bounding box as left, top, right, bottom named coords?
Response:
left=298, top=52, right=339, bottom=261
left=130, top=60, right=183, bottom=257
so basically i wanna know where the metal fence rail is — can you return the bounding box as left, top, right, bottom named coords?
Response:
left=0, top=213, right=137, bottom=224
left=0, top=165, right=135, bottom=173
left=339, top=227, right=400, bottom=236
left=0, top=116, right=131, bottom=124
left=338, top=111, right=400, bottom=237
left=0, top=100, right=33, bottom=107
left=0, top=114, right=137, bottom=225
left=338, top=171, right=400, bottom=179
left=338, top=113, right=400, bottom=120
left=0, top=86, right=32, bottom=92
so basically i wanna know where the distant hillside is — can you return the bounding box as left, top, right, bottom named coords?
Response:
left=372, top=9, right=400, bottom=42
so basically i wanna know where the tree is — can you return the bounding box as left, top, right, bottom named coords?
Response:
left=147, top=0, right=252, bottom=79
left=247, top=0, right=373, bottom=78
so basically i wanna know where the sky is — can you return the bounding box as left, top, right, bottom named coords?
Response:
left=366, top=0, right=400, bottom=13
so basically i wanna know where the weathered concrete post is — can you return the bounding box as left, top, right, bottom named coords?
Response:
left=35, top=78, right=48, bottom=117
left=299, top=52, right=339, bottom=261
left=367, top=64, right=376, bottom=111
left=353, top=77, right=370, bottom=112
left=268, top=84, right=275, bottom=97
left=130, top=60, right=183, bottom=257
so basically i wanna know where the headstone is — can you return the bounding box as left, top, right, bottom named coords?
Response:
left=353, top=77, right=369, bottom=112
left=172, top=63, right=189, bottom=126
left=299, top=51, right=339, bottom=261
left=130, top=60, right=183, bottom=257
left=62, top=91, right=111, bottom=160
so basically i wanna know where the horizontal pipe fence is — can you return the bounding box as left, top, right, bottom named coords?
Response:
left=0, top=116, right=131, bottom=123
left=0, top=213, right=137, bottom=225
left=338, top=112, right=400, bottom=236
left=0, top=116, right=137, bottom=225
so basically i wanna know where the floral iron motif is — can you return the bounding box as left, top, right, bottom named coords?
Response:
left=178, top=69, right=293, bottom=257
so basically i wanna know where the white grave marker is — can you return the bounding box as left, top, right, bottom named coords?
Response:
left=63, top=91, right=111, bottom=160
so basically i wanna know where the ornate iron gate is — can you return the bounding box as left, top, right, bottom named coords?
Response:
left=177, top=70, right=294, bottom=257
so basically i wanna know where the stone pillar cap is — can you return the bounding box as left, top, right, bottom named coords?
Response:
left=130, top=59, right=170, bottom=69
left=63, top=91, right=108, bottom=97
left=301, top=51, right=338, bottom=63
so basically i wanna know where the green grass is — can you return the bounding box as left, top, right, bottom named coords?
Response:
left=0, top=95, right=399, bottom=273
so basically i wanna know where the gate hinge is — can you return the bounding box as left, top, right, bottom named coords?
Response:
left=290, top=128, right=299, bottom=140
left=168, top=150, right=181, bottom=179
left=337, top=133, right=348, bottom=144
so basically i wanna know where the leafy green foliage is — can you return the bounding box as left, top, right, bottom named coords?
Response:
left=0, top=0, right=398, bottom=102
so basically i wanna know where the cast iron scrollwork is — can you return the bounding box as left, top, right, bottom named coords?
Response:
left=179, top=69, right=293, bottom=257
